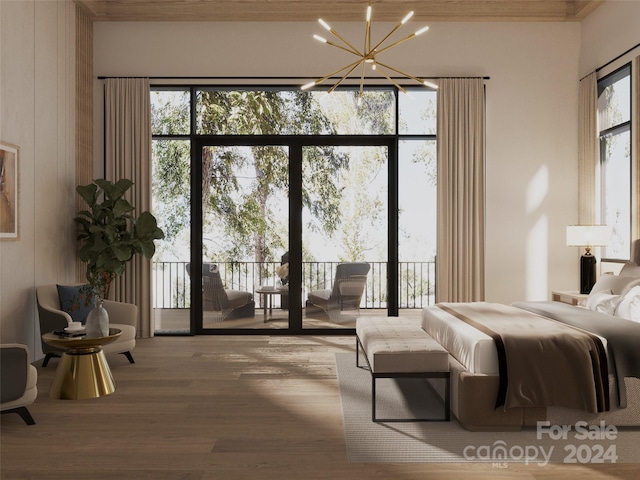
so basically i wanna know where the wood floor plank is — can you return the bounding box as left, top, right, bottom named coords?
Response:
left=1, top=335, right=638, bottom=479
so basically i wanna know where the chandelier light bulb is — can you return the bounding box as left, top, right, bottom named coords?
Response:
left=401, top=11, right=414, bottom=24
left=313, top=34, right=327, bottom=43
left=415, top=26, right=429, bottom=36
left=318, top=18, right=331, bottom=31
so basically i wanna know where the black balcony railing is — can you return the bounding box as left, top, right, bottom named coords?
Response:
left=152, top=261, right=435, bottom=310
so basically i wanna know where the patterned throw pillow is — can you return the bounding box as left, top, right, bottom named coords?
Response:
left=56, top=284, right=96, bottom=324
left=615, top=285, right=640, bottom=322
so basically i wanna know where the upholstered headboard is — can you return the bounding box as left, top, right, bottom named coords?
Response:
left=632, top=239, right=640, bottom=265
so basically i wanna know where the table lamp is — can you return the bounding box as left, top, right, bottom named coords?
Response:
left=566, top=225, right=611, bottom=294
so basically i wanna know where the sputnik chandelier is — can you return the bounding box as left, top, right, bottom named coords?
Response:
left=301, top=3, right=438, bottom=96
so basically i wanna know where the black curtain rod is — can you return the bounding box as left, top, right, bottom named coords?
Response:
left=580, top=41, right=640, bottom=81
left=596, top=41, right=640, bottom=73
left=97, top=75, right=490, bottom=80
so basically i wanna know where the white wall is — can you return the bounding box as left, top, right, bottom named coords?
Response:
left=0, top=0, right=76, bottom=357
left=580, top=0, right=640, bottom=275
left=94, top=20, right=583, bottom=304
left=580, top=0, right=640, bottom=78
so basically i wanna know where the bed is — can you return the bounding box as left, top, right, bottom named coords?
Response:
left=421, top=262, right=640, bottom=431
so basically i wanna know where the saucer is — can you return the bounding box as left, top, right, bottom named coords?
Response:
left=64, top=327, right=86, bottom=333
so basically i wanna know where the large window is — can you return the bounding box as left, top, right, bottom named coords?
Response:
left=151, top=85, right=436, bottom=334
left=598, top=65, right=632, bottom=260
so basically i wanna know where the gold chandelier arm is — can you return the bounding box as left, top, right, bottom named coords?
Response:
left=373, top=61, right=423, bottom=85
left=374, top=60, right=439, bottom=89
left=374, top=27, right=429, bottom=56
left=369, top=11, right=414, bottom=54
left=328, top=60, right=364, bottom=93
left=364, top=5, right=371, bottom=55
left=369, top=22, right=405, bottom=54
left=371, top=63, right=407, bottom=94
left=324, top=38, right=362, bottom=57
left=328, top=28, right=363, bottom=57
left=318, top=18, right=362, bottom=56
left=359, top=61, right=367, bottom=97
left=302, top=58, right=366, bottom=90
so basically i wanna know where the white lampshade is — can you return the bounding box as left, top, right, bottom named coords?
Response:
left=566, top=225, right=611, bottom=247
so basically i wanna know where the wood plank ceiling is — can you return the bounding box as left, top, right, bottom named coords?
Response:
left=75, top=0, right=604, bottom=22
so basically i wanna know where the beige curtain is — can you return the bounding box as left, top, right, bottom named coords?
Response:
left=635, top=57, right=640, bottom=241
left=578, top=72, right=598, bottom=224
left=105, top=78, right=153, bottom=338
left=436, top=78, right=485, bottom=302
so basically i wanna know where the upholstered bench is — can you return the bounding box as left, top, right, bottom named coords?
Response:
left=355, top=316, right=450, bottom=422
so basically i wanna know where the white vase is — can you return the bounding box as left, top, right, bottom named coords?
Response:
left=85, top=298, right=109, bottom=338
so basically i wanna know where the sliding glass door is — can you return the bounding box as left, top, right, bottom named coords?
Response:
left=192, top=140, right=291, bottom=332
left=191, top=138, right=392, bottom=334
left=302, top=144, right=389, bottom=329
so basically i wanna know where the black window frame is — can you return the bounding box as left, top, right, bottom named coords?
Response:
left=597, top=63, right=633, bottom=262
left=151, top=83, right=437, bottom=335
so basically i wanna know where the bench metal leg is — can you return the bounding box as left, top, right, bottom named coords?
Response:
left=356, top=335, right=369, bottom=370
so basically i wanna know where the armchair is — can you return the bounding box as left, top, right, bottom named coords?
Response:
left=306, top=262, right=370, bottom=323
left=186, top=263, right=255, bottom=322
left=36, top=284, right=137, bottom=367
left=1, top=344, right=37, bottom=425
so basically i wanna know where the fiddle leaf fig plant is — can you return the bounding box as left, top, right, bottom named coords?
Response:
left=74, top=178, right=165, bottom=298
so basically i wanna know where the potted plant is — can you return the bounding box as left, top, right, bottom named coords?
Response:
left=74, top=178, right=164, bottom=335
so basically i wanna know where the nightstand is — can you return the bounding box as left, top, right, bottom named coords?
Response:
left=551, top=291, right=589, bottom=306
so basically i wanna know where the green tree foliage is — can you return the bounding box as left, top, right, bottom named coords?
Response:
left=151, top=91, right=190, bottom=257
left=353, top=90, right=395, bottom=135
left=162, top=89, right=348, bottom=262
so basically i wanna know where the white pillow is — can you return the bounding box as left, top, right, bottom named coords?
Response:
left=585, top=290, right=621, bottom=315
left=589, top=274, right=640, bottom=295
left=615, top=285, right=640, bottom=322
left=619, top=262, right=640, bottom=278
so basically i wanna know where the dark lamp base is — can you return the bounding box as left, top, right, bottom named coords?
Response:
left=580, top=254, right=597, bottom=294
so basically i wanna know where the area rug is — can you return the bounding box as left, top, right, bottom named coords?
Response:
left=335, top=352, right=640, bottom=464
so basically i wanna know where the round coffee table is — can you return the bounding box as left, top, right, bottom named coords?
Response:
left=41, top=328, right=122, bottom=400
left=255, top=287, right=289, bottom=322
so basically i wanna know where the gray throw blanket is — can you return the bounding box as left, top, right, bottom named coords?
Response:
left=438, top=302, right=609, bottom=413
left=513, top=301, right=640, bottom=408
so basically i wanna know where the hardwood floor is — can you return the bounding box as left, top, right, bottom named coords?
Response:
left=2, top=335, right=638, bottom=479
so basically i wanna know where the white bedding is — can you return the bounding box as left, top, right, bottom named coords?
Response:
left=421, top=304, right=609, bottom=376
left=421, top=305, right=498, bottom=374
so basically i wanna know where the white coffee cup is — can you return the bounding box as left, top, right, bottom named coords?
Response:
left=67, top=321, right=83, bottom=331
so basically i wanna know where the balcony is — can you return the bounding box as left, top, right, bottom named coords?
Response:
left=152, top=260, right=435, bottom=332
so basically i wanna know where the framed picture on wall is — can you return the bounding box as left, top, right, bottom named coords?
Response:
left=0, top=141, right=19, bottom=240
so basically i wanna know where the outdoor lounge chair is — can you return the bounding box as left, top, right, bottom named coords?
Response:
left=306, top=262, right=370, bottom=323
left=186, top=263, right=255, bottom=322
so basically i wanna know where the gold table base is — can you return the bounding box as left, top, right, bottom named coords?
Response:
left=49, top=347, right=116, bottom=400
left=42, top=328, right=122, bottom=400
